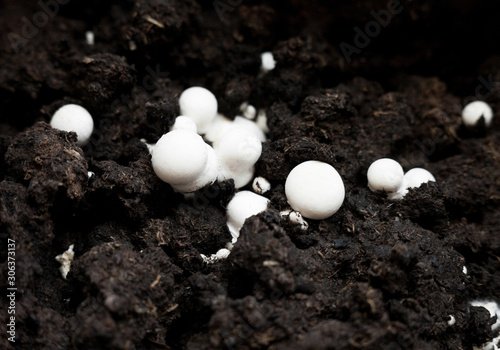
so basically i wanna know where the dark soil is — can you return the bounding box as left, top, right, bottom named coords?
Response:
left=1, top=1, right=500, bottom=349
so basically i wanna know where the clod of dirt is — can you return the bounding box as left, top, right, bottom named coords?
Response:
left=5, top=122, right=88, bottom=207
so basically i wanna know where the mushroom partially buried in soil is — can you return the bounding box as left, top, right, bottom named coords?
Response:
left=367, top=158, right=435, bottom=200
left=200, top=190, right=270, bottom=263
left=50, top=104, right=94, bottom=147
left=226, top=190, right=270, bottom=243
left=462, top=100, right=494, bottom=128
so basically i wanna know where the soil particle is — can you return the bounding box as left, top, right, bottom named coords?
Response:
left=70, top=53, right=136, bottom=106
left=70, top=240, right=182, bottom=350
left=4, top=122, right=88, bottom=206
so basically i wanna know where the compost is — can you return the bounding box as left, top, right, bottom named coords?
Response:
left=1, top=1, right=500, bottom=349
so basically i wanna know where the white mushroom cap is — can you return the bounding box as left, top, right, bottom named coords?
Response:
left=200, top=248, right=232, bottom=264
left=179, top=87, right=218, bottom=134
left=367, top=158, right=404, bottom=193
left=226, top=191, right=269, bottom=242
left=462, top=101, right=493, bottom=127
left=261, top=52, right=276, bottom=72
left=242, top=104, right=257, bottom=120
left=215, top=248, right=231, bottom=259
left=151, top=129, right=219, bottom=192
left=404, top=168, right=436, bottom=189
left=252, top=176, right=271, bottom=194
left=172, top=116, right=198, bottom=133
left=285, top=161, right=345, bottom=220
left=216, top=127, right=262, bottom=188
left=387, top=167, right=436, bottom=200
left=50, top=104, right=94, bottom=146
left=233, top=116, right=267, bottom=142
left=85, top=31, right=95, bottom=46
